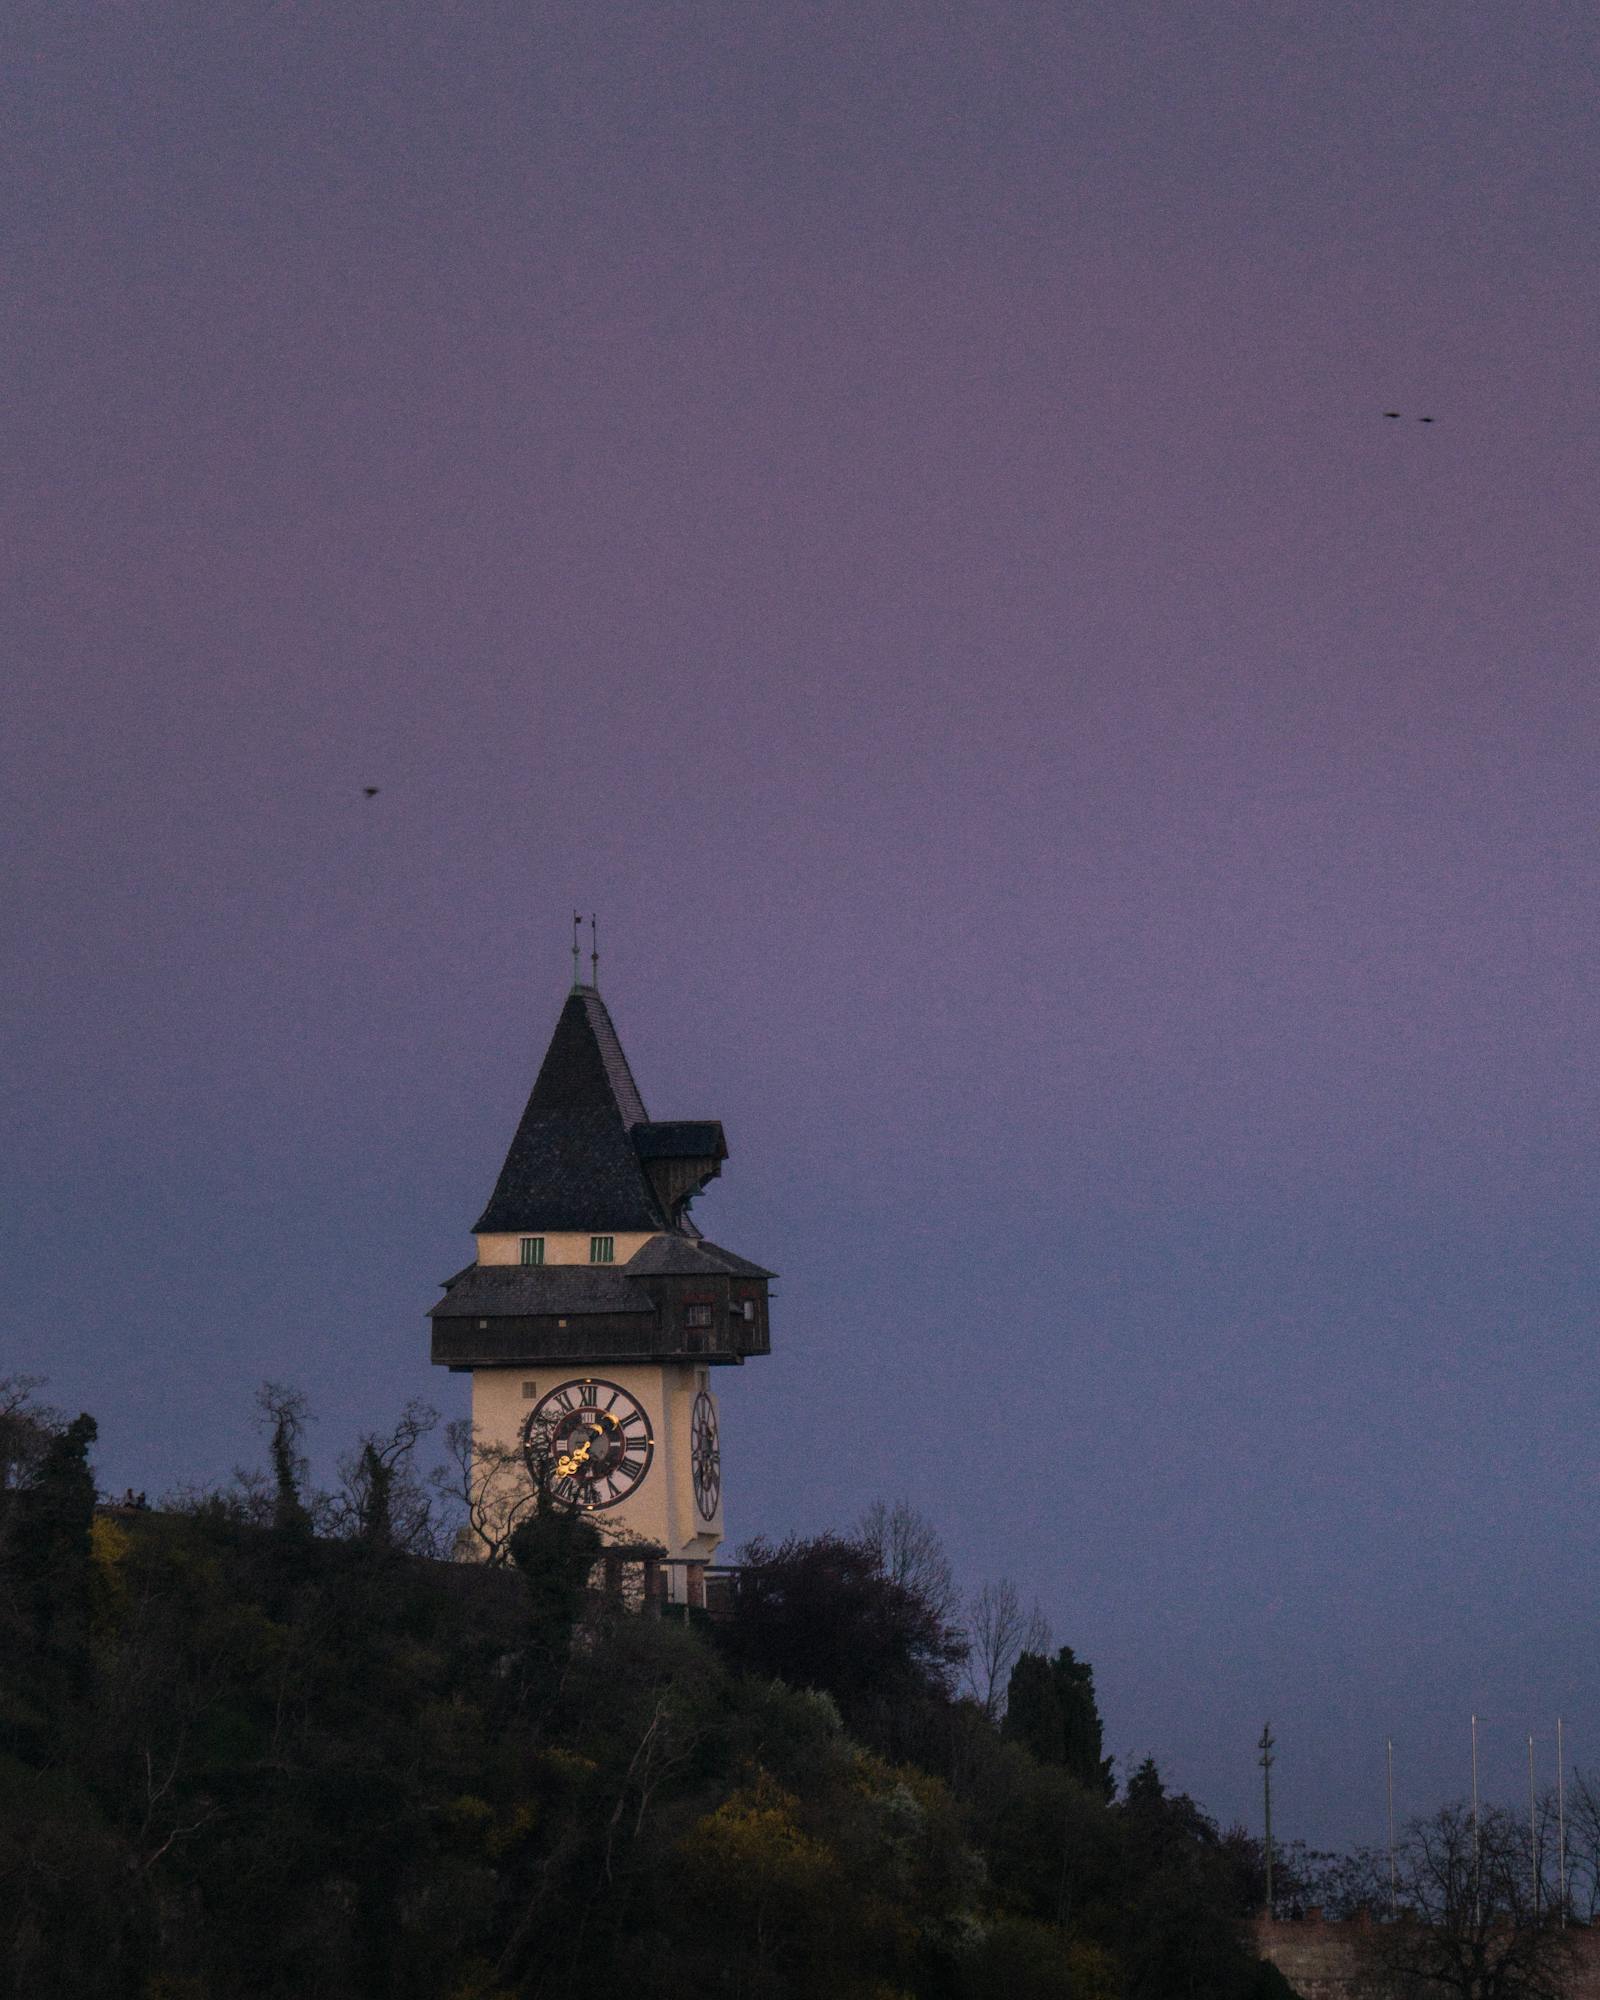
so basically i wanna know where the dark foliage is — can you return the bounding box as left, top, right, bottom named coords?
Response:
left=0, top=1408, right=1283, bottom=2000
left=1362, top=1802, right=1581, bottom=2000
left=714, top=1530, right=968, bottom=1749
left=1004, top=1645, right=1116, bottom=1799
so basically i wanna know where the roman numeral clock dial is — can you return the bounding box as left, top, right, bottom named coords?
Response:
left=691, top=1390, right=721, bottom=1521
left=523, top=1379, right=654, bottom=1511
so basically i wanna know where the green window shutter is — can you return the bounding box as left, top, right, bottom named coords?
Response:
left=590, top=1235, right=614, bottom=1264
left=520, top=1237, right=545, bottom=1266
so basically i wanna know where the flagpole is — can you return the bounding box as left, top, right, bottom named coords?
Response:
left=1259, top=1724, right=1276, bottom=1916
left=1472, top=1715, right=1481, bottom=1926
left=1529, top=1734, right=1539, bottom=1923
left=1558, top=1718, right=1567, bottom=1927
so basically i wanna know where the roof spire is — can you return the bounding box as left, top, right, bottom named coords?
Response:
left=570, top=910, right=582, bottom=992
left=590, top=912, right=600, bottom=992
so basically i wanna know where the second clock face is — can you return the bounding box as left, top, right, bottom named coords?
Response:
left=691, top=1390, right=721, bottom=1521
left=523, top=1378, right=654, bottom=1511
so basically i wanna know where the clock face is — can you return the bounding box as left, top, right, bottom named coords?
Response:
left=523, top=1378, right=654, bottom=1512
left=690, top=1390, right=721, bottom=1521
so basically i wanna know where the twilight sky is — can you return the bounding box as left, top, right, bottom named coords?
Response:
left=4, top=0, right=1598, bottom=1849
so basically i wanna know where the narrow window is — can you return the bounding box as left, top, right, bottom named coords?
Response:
left=521, top=1380, right=539, bottom=1400
left=589, top=1235, right=615, bottom=1264
left=519, top=1236, right=545, bottom=1266
left=685, top=1303, right=714, bottom=1329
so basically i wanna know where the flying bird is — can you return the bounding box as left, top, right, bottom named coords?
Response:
left=363, top=787, right=380, bottom=798
left=1417, top=416, right=1435, bottom=423
left=1383, top=411, right=1401, bottom=419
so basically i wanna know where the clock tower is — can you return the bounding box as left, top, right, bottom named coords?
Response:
left=429, top=976, right=773, bottom=1601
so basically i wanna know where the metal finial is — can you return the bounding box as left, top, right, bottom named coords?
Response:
left=571, top=911, right=582, bottom=991
left=589, top=913, right=599, bottom=991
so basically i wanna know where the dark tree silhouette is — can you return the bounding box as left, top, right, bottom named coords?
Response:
left=1004, top=1645, right=1115, bottom=1799
left=719, top=1531, right=967, bottom=1735
left=1364, top=1802, right=1578, bottom=2000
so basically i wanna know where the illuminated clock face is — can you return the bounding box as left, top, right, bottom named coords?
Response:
left=691, top=1390, right=721, bottom=1521
left=523, top=1378, right=654, bottom=1512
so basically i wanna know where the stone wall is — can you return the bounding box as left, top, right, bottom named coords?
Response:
left=1256, top=1916, right=1383, bottom=2000
left=1256, top=1915, right=1600, bottom=2000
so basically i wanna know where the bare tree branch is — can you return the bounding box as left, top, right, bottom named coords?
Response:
left=965, top=1577, right=1028, bottom=1721
left=857, top=1499, right=961, bottom=1627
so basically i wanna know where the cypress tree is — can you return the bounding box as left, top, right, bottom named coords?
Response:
left=357, top=1441, right=394, bottom=1549
left=11, top=1413, right=99, bottom=1703
left=1003, top=1645, right=1115, bottom=1798
left=1003, top=1650, right=1065, bottom=1763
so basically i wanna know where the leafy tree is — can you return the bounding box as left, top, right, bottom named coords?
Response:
left=507, top=1503, right=603, bottom=1696
left=1112, top=1757, right=1270, bottom=2000
left=718, top=1531, right=968, bottom=1742
left=1004, top=1646, right=1115, bottom=1799
left=9, top=1412, right=99, bottom=1684
left=956, top=1915, right=1120, bottom=2000
left=0, top=1402, right=1297, bottom=2000
left=0, top=1374, right=60, bottom=1494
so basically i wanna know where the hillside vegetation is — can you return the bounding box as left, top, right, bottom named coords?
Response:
left=0, top=1385, right=1293, bottom=2000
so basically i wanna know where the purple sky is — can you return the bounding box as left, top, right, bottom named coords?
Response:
left=5, top=1, right=1598, bottom=1848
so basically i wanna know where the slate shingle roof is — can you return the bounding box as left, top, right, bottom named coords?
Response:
left=473, top=989, right=668, bottom=1233
left=624, top=1235, right=777, bottom=1281
left=429, top=1265, right=656, bottom=1320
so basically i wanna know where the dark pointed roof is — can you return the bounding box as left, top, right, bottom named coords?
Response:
left=473, top=988, right=668, bottom=1233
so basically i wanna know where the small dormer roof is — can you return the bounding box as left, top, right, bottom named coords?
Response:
left=632, top=1121, right=728, bottom=1164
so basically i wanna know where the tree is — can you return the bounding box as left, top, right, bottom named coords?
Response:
left=254, top=1381, right=313, bottom=1534
left=509, top=1505, right=604, bottom=1647
left=0, top=1374, right=60, bottom=1492
left=1004, top=1645, right=1115, bottom=1799
left=432, top=1417, right=544, bottom=1564
left=332, top=1400, right=441, bottom=1553
left=1111, top=1756, right=1277, bottom=1999
left=857, top=1498, right=962, bottom=1627
left=1270, top=1837, right=1390, bottom=1919
left=965, top=1576, right=1050, bottom=1721
left=1558, top=1769, right=1600, bottom=1921
left=1364, top=1802, right=1579, bottom=2000
left=6, top=1411, right=100, bottom=1712
left=719, top=1532, right=968, bottom=1738
left=0, top=1375, right=62, bottom=1572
